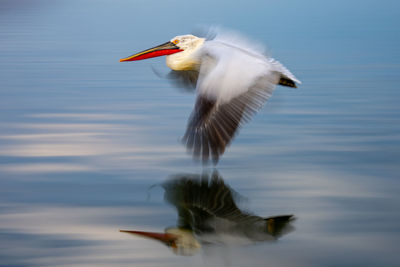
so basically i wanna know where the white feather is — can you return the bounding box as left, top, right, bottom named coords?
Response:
left=157, top=29, right=301, bottom=163
left=194, top=31, right=300, bottom=104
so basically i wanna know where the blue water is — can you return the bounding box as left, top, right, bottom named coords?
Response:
left=0, top=0, right=399, bottom=266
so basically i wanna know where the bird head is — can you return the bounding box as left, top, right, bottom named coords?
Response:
left=119, top=35, right=203, bottom=62
left=168, top=34, right=204, bottom=51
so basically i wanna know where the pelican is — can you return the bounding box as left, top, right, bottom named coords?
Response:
left=120, top=172, right=295, bottom=256
left=120, top=29, right=301, bottom=163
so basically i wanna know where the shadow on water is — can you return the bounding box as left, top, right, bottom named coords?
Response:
left=120, top=171, right=295, bottom=256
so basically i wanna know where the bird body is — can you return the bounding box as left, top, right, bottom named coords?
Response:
left=120, top=29, right=300, bottom=163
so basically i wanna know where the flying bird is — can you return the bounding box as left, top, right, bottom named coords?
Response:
left=120, top=172, right=295, bottom=256
left=120, top=29, right=301, bottom=163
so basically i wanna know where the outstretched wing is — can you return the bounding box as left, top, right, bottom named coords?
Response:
left=151, top=66, right=199, bottom=92
left=163, top=172, right=294, bottom=239
left=163, top=172, right=256, bottom=233
left=183, top=79, right=275, bottom=163
left=182, top=39, right=280, bottom=164
left=166, top=70, right=199, bottom=91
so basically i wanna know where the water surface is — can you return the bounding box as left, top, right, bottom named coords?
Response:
left=0, top=0, right=399, bottom=266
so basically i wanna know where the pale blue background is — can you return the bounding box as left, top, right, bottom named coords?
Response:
left=0, top=0, right=399, bottom=266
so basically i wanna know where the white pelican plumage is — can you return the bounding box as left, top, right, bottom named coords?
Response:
left=120, top=29, right=301, bottom=163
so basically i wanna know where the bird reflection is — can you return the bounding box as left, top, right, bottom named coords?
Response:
left=120, top=172, right=294, bottom=256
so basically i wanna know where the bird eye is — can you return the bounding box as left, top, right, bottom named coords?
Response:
left=173, top=39, right=180, bottom=44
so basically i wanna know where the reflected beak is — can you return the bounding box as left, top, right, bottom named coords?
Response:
left=119, top=41, right=183, bottom=62
left=120, top=229, right=178, bottom=247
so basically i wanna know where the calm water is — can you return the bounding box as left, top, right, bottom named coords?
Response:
left=1, top=0, right=399, bottom=266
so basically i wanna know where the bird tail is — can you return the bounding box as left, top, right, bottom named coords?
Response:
left=278, top=76, right=297, bottom=88
left=264, top=214, right=295, bottom=237
left=268, top=58, right=301, bottom=87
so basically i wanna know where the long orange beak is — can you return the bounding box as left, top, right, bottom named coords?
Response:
left=120, top=229, right=178, bottom=246
left=119, top=41, right=183, bottom=62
